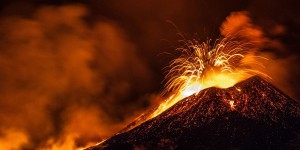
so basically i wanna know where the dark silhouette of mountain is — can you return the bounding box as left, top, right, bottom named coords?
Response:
left=88, top=76, right=300, bottom=150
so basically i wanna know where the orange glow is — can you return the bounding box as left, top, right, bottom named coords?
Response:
left=38, top=134, right=98, bottom=150
left=149, top=37, right=268, bottom=119
left=0, top=130, right=28, bottom=150
left=229, top=100, right=236, bottom=110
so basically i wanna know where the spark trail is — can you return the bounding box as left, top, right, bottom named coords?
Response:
left=150, top=36, right=269, bottom=118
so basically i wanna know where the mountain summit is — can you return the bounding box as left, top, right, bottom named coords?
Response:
left=88, top=76, right=300, bottom=150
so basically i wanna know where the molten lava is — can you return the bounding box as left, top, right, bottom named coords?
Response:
left=150, top=37, right=268, bottom=119
left=88, top=76, right=300, bottom=150
left=229, top=100, right=236, bottom=110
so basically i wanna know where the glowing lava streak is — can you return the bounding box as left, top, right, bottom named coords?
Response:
left=229, top=100, right=236, bottom=110
left=150, top=37, right=268, bottom=119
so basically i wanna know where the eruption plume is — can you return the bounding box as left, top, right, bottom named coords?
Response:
left=1, top=0, right=297, bottom=148
left=151, top=36, right=268, bottom=118
left=114, top=12, right=272, bottom=133
left=145, top=11, right=272, bottom=120
left=87, top=12, right=300, bottom=149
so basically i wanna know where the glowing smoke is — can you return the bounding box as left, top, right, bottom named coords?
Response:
left=220, top=11, right=300, bottom=100
left=0, top=1, right=299, bottom=149
left=0, top=4, right=155, bottom=149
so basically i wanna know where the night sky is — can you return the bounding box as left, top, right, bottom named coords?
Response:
left=0, top=0, right=299, bottom=149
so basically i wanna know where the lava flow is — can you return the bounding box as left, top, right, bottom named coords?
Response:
left=85, top=11, right=300, bottom=150
left=150, top=36, right=269, bottom=119
left=86, top=26, right=300, bottom=149
left=88, top=76, right=300, bottom=150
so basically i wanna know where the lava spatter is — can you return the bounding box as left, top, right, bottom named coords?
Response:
left=88, top=76, right=300, bottom=150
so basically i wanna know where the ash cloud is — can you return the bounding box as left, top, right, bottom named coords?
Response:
left=220, top=11, right=266, bottom=47
left=0, top=4, right=156, bottom=149
left=0, top=0, right=299, bottom=149
left=219, top=10, right=300, bottom=100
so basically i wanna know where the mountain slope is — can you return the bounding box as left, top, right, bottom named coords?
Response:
left=88, top=76, right=300, bottom=150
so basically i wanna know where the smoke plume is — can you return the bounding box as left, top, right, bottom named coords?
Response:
left=0, top=4, right=155, bottom=149
left=219, top=11, right=300, bottom=100
left=0, top=1, right=299, bottom=149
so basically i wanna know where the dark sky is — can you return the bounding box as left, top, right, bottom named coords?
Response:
left=0, top=0, right=299, bottom=149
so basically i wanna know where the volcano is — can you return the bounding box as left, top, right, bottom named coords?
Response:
left=88, top=76, right=300, bottom=150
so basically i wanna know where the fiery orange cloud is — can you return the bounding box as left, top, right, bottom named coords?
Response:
left=0, top=4, right=155, bottom=150
left=0, top=1, right=299, bottom=149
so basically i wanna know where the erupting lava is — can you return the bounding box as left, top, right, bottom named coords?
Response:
left=89, top=76, right=300, bottom=150
left=150, top=37, right=268, bottom=118
left=87, top=11, right=300, bottom=150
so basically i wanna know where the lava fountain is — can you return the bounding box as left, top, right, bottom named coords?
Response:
left=150, top=36, right=269, bottom=118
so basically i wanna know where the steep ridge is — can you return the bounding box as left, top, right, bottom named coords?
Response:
left=88, top=76, right=300, bottom=150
